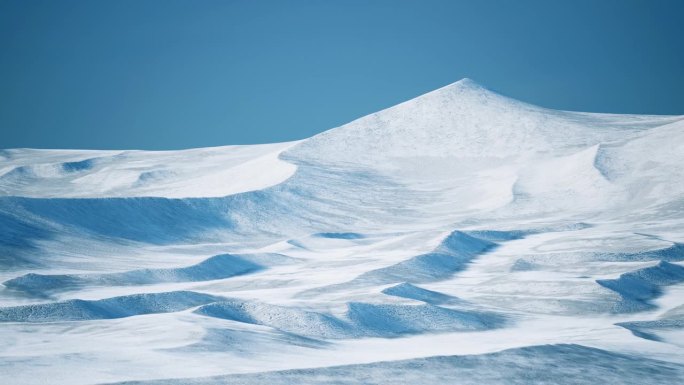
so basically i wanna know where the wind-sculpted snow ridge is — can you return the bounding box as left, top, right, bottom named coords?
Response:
left=381, top=282, right=460, bottom=305
left=355, top=231, right=497, bottom=285
left=108, top=344, right=684, bottom=385
left=346, top=302, right=505, bottom=337
left=597, top=261, right=684, bottom=313
left=295, top=229, right=503, bottom=298
left=0, top=291, right=223, bottom=322
left=3, top=253, right=287, bottom=296
left=195, top=300, right=355, bottom=339
left=195, top=299, right=504, bottom=339
left=1, top=79, right=684, bottom=384
left=0, top=158, right=419, bottom=254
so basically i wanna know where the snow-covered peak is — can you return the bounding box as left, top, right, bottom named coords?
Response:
left=286, top=78, right=665, bottom=166
left=413, top=77, right=497, bottom=96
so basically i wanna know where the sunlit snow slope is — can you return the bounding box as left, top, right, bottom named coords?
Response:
left=1, top=79, right=683, bottom=384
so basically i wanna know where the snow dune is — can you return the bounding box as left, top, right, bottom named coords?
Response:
left=0, top=291, right=222, bottom=322
left=3, top=253, right=289, bottom=295
left=597, top=261, right=684, bottom=312
left=355, top=231, right=497, bottom=285
left=381, top=282, right=459, bottom=305
left=194, top=299, right=504, bottom=339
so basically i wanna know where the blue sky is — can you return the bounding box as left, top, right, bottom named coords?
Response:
left=1, top=0, right=682, bottom=150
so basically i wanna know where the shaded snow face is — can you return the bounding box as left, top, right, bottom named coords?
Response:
left=1, top=79, right=684, bottom=385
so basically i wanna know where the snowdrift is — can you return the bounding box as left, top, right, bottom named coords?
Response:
left=381, top=282, right=458, bottom=305
left=3, top=253, right=275, bottom=295
left=0, top=291, right=222, bottom=322
left=195, top=299, right=505, bottom=339
left=597, top=261, right=684, bottom=312
left=356, top=231, right=496, bottom=285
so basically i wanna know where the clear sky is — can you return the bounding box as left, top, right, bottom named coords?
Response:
left=1, top=0, right=682, bottom=150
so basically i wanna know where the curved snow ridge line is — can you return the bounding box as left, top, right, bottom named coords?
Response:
left=509, top=144, right=619, bottom=213
left=0, top=157, right=102, bottom=179
left=0, top=291, right=224, bottom=323
left=194, top=300, right=353, bottom=339
left=2, top=253, right=288, bottom=295
left=0, top=157, right=101, bottom=183
left=354, top=230, right=498, bottom=285
left=296, top=229, right=528, bottom=299
left=591, top=119, right=684, bottom=206
left=597, top=261, right=684, bottom=313
left=194, top=299, right=506, bottom=339
left=103, top=344, right=684, bottom=385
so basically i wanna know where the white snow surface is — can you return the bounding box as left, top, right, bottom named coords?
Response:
left=1, top=79, right=684, bottom=384
left=0, top=141, right=298, bottom=198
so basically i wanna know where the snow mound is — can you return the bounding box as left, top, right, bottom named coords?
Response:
left=3, top=253, right=277, bottom=295
left=510, top=145, right=620, bottom=212
left=616, top=302, right=684, bottom=342
left=195, top=299, right=503, bottom=339
left=61, top=157, right=99, bottom=172
left=347, top=302, right=505, bottom=337
left=617, top=319, right=684, bottom=342
left=590, top=119, right=684, bottom=218
left=356, top=231, right=496, bottom=284
left=0, top=291, right=222, bottom=322
left=195, top=300, right=354, bottom=339
left=597, top=261, right=684, bottom=312
left=381, top=282, right=458, bottom=305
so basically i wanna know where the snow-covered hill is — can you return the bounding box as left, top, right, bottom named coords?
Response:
left=1, top=79, right=683, bottom=384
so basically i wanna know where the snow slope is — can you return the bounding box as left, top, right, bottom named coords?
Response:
left=0, top=142, right=298, bottom=198
left=1, top=79, right=683, bottom=384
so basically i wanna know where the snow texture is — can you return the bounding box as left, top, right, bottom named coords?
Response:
left=1, top=79, right=684, bottom=384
